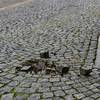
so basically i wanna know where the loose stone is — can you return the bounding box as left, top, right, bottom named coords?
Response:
left=80, top=65, right=93, bottom=76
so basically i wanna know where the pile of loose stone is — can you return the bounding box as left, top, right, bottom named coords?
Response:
left=15, top=51, right=69, bottom=76
left=15, top=51, right=93, bottom=76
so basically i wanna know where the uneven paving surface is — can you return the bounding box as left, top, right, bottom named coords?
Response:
left=0, top=0, right=100, bottom=99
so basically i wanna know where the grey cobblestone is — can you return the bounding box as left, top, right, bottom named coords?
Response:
left=0, top=83, right=4, bottom=88
left=0, top=86, right=13, bottom=94
left=41, top=82, right=52, bottom=88
left=15, top=87, right=26, bottom=93
left=65, top=89, right=78, bottom=94
left=1, top=93, right=14, bottom=100
left=91, top=93, right=100, bottom=99
left=38, top=87, right=50, bottom=92
left=64, top=95, right=74, bottom=100
left=28, top=94, right=40, bottom=100
left=0, top=0, right=100, bottom=99
left=49, top=78, right=60, bottom=82
left=54, top=90, right=65, bottom=97
left=14, top=94, right=29, bottom=100
left=82, top=97, right=94, bottom=100
left=53, top=97, right=64, bottom=100
left=74, top=93, right=85, bottom=99
left=51, top=86, right=62, bottom=91
left=8, top=81, right=19, bottom=87
left=43, top=92, right=53, bottom=99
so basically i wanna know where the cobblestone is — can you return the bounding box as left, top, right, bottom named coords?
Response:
left=54, top=90, right=65, bottom=97
left=64, top=95, right=74, bottom=100
left=8, top=81, right=19, bottom=87
left=1, top=93, right=14, bottom=100
left=43, top=92, right=53, bottom=99
left=0, top=0, right=100, bottom=99
left=0, top=83, right=4, bottom=88
left=74, top=93, right=85, bottom=99
left=28, top=94, right=40, bottom=100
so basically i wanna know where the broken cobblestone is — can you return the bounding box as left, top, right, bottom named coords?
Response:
left=0, top=0, right=100, bottom=99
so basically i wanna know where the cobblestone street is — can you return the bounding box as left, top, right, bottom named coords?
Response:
left=0, top=0, right=100, bottom=100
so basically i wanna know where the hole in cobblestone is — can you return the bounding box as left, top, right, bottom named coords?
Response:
left=55, top=63, right=70, bottom=76
left=15, top=58, right=70, bottom=76
left=15, top=58, right=57, bottom=75
left=40, top=50, right=50, bottom=58
left=62, top=67, right=70, bottom=74
left=16, top=59, right=44, bottom=74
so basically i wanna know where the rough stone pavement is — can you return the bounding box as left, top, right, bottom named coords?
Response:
left=0, top=0, right=29, bottom=8
left=0, top=0, right=100, bottom=99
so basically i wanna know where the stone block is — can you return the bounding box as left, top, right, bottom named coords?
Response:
left=80, top=65, right=93, bottom=76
